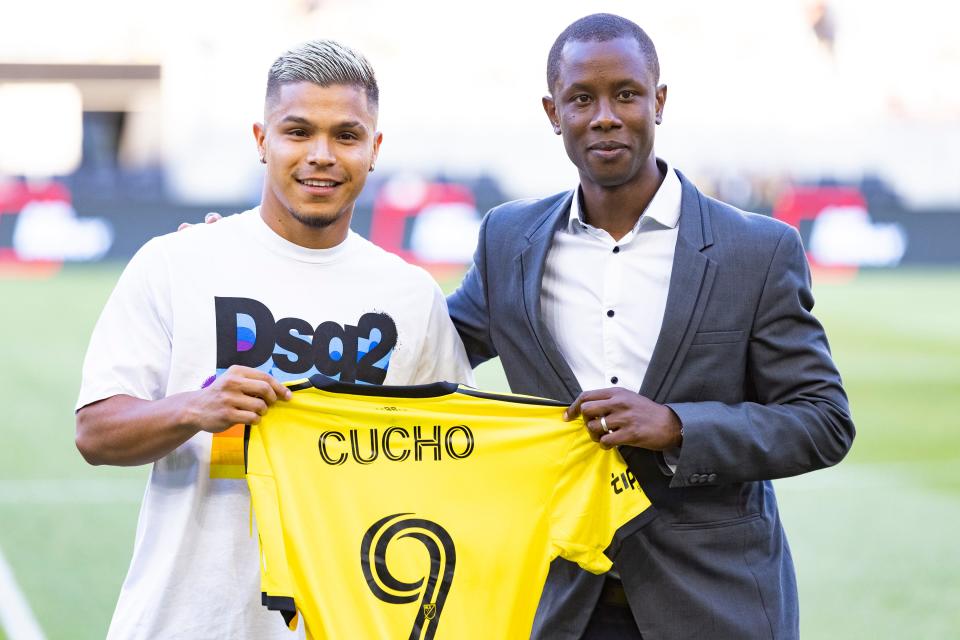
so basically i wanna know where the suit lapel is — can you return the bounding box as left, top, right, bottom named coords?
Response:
left=519, top=192, right=581, bottom=399
left=640, top=171, right=717, bottom=402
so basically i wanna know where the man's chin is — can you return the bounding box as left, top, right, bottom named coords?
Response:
left=580, top=161, right=637, bottom=188
left=288, top=208, right=344, bottom=229
left=587, top=173, right=635, bottom=189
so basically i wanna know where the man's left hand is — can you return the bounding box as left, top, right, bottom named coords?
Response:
left=177, top=212, right=223, bottom=232
left=565, top=387, right=683, bottom=451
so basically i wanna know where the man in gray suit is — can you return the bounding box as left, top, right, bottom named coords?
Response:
left=447, top=13, right=855, bottom=640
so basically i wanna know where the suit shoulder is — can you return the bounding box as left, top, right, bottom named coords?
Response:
left=702, top=195, right=794, bottom=245
left=483, top=191, right=570, bottom=227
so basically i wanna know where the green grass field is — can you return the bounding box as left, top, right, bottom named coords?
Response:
left=1, top=265, right=958, bottom=638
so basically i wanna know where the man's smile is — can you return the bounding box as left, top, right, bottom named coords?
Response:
left=587, top=140, right=630, bottom=160
left=295, top=176, right=343, bottom=195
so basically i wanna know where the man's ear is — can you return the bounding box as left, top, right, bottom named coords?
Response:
left=253, top=122, right=266, bottom=162
left=542, top=95, right=561, bottom=135
left=655, top=84, right=667, bottom=125
left=370, top=131, right=383, bottom=172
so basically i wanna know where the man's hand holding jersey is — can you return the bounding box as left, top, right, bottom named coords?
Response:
left=185, top=365, right=292, bottom=433
left=76, top=365, right=290, bottom=466
left=565, top=387, right=683, bottom=451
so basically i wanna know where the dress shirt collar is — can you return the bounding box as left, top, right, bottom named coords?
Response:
left=567, top=159, right=682, bottom=235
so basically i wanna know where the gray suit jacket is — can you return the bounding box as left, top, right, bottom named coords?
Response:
left=447, top=170, right=854, bottom=640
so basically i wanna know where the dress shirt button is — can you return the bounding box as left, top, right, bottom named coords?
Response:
left=707, top=473, right=717, bottom=483
left=610, top=376, right=619, bottom=384
left=606, top=309, right=615, bottom=318
left=612, top=246, right=620, bottom=254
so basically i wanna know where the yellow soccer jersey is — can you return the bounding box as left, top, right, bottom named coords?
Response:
left=245, top=375, right=654, bottom=639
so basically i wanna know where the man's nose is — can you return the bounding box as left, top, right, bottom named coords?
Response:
left=306, top=138, right=335, bottom=165
left=591, top=98, right=622, bottom=131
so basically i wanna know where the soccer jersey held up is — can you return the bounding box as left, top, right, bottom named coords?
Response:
left=245, top=375, right=655, bottom=639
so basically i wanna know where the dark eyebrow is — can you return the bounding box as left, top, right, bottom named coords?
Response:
left=279, top=115, right=313, bottom=126
left=278, top=116, right=368, bottom=133
left=337, top=121, right=368, bottom=131
left=564, top=79, right=642, bottom=95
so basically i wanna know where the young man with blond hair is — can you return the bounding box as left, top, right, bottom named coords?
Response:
left=76, top=40, right=471, bottom=639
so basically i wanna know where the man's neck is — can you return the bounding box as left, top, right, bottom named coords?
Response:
left=259, top=201, right=351, bottom=250
left=579, top=159, right=667, bottom=241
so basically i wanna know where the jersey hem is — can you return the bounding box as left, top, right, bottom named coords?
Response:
left=261, top=592, right=297, bottom=627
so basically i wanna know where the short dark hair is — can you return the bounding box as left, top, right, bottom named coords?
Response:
left=265, top=40, right=379, bottom=112
left=546, top=13, right=660, bottom=93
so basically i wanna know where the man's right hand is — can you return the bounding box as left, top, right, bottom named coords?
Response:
left=177, top=212, right=223, bottom=232
left=181, top=365, right=292, bottom=434
left=76, top=365, right=291, bottom=466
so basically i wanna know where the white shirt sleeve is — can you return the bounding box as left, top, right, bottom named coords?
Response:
left=411, top=282, right=475, bottom=387
left=76, top=238, right=174, bottom=410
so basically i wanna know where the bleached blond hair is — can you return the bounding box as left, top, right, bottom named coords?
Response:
left=266, top=39, right=378, bottom=111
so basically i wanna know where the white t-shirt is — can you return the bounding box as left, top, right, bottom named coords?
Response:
left=77, top=208, right=474, bottom=640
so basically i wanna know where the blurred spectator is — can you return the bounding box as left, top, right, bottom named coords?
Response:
left=806, top=1, right=837, bottom=57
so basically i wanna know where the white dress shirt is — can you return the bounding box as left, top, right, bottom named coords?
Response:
left=540, top=162, right=682, bottom=395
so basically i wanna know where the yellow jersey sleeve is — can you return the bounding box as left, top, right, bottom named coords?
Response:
left=548, top=423, right=655, bottom=574
left=245, top=425, right=300, bottom=630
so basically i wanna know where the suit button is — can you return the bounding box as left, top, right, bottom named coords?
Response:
left=689, top=474, right=700, bottom=484
left=707, top=473, right=717, bottom=482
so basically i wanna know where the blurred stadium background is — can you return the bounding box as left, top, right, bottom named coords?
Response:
left=1, top=0, right=958, bottom=637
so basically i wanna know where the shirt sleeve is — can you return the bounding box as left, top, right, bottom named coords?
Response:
left=76, top=238, right=174, bottom=410
left=548, top=425, right=656, bottom=574
left=245, top=424, right=300, bottom=630
left=411, top=281, right=476, bottom=387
